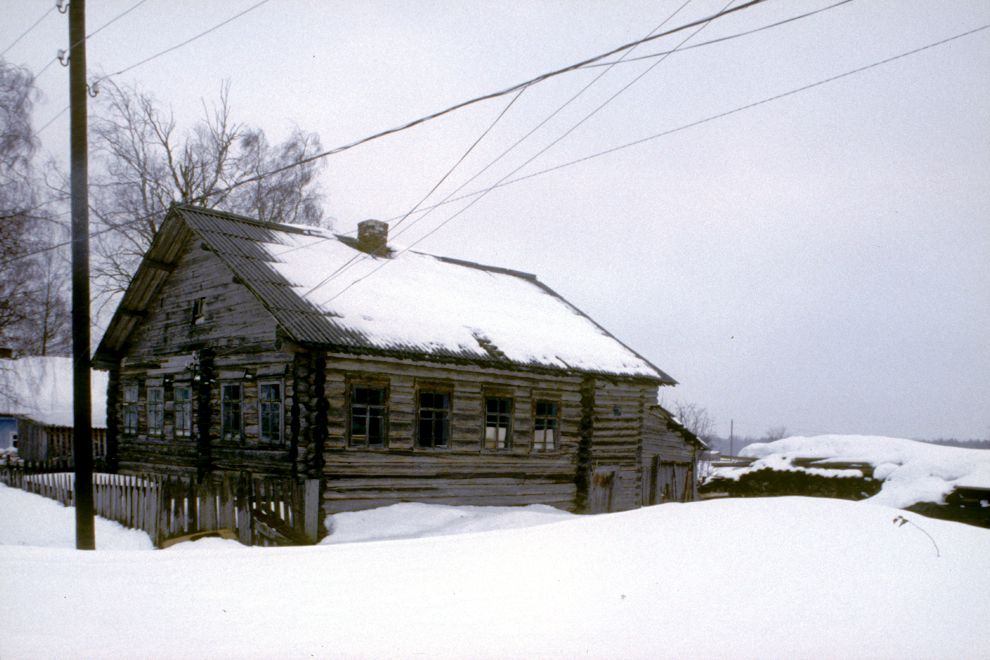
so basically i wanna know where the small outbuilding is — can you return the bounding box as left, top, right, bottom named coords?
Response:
left=0, top=356, right=108, bottom=462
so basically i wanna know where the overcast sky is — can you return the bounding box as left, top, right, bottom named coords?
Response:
left=4, top=0, right=988, bottom=440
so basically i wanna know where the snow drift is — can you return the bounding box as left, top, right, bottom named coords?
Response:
left=718, top=434, right=990, bottom=508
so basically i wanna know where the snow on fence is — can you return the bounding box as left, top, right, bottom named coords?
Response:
left=0, top=463, right=320, bottom=547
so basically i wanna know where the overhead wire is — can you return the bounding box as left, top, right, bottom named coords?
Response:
left=33, top=0, right=154, bottom=80
left=91, top=0, right=271, bottom=85
left=4, top=21, right=986, bottom=270
left=316, top=0, right=733, bottom=306
left=425, top=22, right=990, bottom=209
left=582, top=0, right=854, bottom=68
left=204, top=0, right=770, bottom=196
left=33, top=0, right=270, bottom=136
left=299, top=0, right=697, bottom=290
left=46, top=0, right=853, bottom=196
left=299, top=87, right=527, bottom=297
left=389, top=0, right=696, bottom=240
left=1, top=4, right=56, bottom=57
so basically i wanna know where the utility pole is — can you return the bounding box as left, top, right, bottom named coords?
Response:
left=729, top=419, right=734, bottom=457
left=69, top=0, right=95, bottom=550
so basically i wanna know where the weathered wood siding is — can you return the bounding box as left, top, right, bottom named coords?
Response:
left=320, top=354, right=583, bottom=513
left=111, top=236, right=295, bottom=477
left=122, top=235, right=279, bottom=362
left=104, top=234, right=678, bottom=517
left=585, top=379, right=658, bottom=512
left=641, top=407, right=699, bottom=504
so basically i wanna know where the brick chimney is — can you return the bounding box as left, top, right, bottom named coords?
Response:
left=357, top=219, right=389, bottom=256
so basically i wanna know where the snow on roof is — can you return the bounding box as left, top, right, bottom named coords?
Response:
left=268, top=228, right=665, bottom=377
left=726, top=434, right=990, bottom=508
left=172, top=207, right=670, bottom=380
left=0, top=357, right=107, bottom=428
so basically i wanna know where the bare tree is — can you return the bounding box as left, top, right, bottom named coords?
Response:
left=0, top=58, right=69, bottom=354
left=763, top=426, right=788, bottom=442
left=669, top=400, right=716, bottom=443
left=88, top=80, right=328, bottom=296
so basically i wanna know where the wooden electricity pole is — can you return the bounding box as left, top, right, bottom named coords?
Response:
left=69, top=0, right=95, bottom=550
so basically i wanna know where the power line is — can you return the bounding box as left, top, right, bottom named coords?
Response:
left=91, top=0, right=270, bottom=85
left=298, top=87, right=528, bottom=296
left=308, top=1, right=697, bottom=289
left=34, top=0, right=270, bottom=135
left=34, top=0, right=833, bottom=194
left=581, top=0, right=854, bottom=69
left=321, top=0, right=732, bottom=305
left=388, top=23, right=990, bottom=223
left=5, top=22, right=986, bottom=270
left=1, top=4, right=56, bottom=57
left=34, top=0, right=154, bottom=80
left=390, top=0, right=695, bottom=241
left=210, top=0, right=770, bottom=196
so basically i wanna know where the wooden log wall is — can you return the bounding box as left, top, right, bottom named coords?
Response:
left=641, top=406, right=699, bottom=505
left=319, top=354, right=584, bottom=513
left=112, top=230, right=296, bottom=478
left=123, top=236, right=279, bottom=363
left=586, top=378, right=657, bottom=513
left=101, top=228, right=677, bottom=516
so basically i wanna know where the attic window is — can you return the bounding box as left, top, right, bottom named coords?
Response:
left=191, top=298, right=206, bottom=325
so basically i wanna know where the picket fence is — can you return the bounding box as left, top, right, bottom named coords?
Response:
left=0, top=464, right=320, bottom=548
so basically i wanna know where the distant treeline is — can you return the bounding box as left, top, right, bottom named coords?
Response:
left=706, top=436, right=990, bottom=456
left=921, top=438, right=990, bottom=450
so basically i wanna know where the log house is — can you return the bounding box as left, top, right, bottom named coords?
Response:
left=93, top=205, right=703, bottom=525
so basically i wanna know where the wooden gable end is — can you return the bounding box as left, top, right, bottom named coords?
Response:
left=121, top=232, right=280, bottom=364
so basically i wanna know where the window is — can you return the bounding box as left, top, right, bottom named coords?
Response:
left=221, top=383, right=243, bottom=441
left=122, top=383, right=139, bottom=434
left=174, top=385, right=193, bottom=438
left=259, top=381, right=283, bottom=444
left=350, top=386, right=387, bottom=447
left=533, top=400, right=559, bottom=451
left=417, top=390, right=450, bottom=448
left=146, top=386, right=164, bottom=436
left=484, top=397, right=512, bottom=450
left=190, top=297, right=206, bottom=325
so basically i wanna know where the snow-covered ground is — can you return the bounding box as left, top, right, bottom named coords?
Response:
left=714, top=435, right=990, bottom=508
left=2, top=483, right=989, bottom=658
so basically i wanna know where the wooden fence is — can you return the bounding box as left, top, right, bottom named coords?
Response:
left=0, top=464, right=320, bottom=548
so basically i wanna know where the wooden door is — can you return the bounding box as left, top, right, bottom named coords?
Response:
left=590, top=467, right=616, bottom=513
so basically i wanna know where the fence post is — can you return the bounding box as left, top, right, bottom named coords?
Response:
left=303, top=479, right=321, bottom=544
left=236, top=471, right=252, bottom=546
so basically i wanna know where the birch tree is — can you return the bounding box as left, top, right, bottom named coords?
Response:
left=89, top=80, right=328, bottom=295
left=0, top=58, right=70, bottom=355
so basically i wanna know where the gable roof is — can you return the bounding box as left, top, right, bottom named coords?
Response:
left=0, top=357, right=108, bottom=428
left=96, top=205, right=675, bottom=382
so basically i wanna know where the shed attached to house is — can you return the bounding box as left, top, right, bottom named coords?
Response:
left=93, top=205, right=699, bottom=522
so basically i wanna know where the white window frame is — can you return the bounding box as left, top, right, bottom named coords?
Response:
left=146, top=386, right=164, bottom=436
left=174, top=384, right=193, bottom=438
left=258, top=380, right=284, bottom=444
left=122, top=382, right=139, bottom=435
left=221, top=382, right=243, bottom=441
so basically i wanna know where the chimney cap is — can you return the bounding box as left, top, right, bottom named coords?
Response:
left=357, top=219, right=389, bottom=256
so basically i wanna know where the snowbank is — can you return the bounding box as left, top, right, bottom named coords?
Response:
left=1, top=494, right=988, bottom=659
left=0, top=483, right=152, bottom=550
left=723, top=434, right=990, bottom=508
left=323, top=502, right=574, bottom=543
